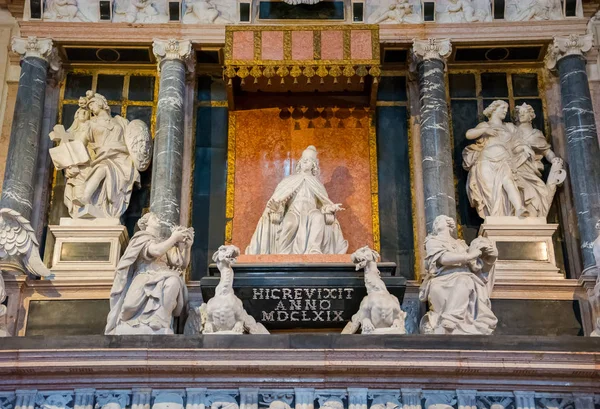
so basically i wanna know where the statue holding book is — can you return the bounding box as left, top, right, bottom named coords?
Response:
left=49, top=91, right=152, bottom=220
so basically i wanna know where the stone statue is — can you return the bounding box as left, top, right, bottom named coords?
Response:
left=43, top=0, right=96, bottom=21
left=197, top=245, right=268, bottom=334
left=505, top=0, right=562, bottom=21
left=514, top=103, right=566, bottom=217
left=105, top=212, right=193, bottom=335
left=436, top=0, right=490, bottom=23
left=342, top=246, right=406, bottom=334
left=462, top=100, right=564, bottom=218
left=38, top=395, right=72, bottom=409
left=49, top=91, right=152, bottom=220
left=112, top=0, right=168, bottom=23
left=245, top=146, right=348, bottom=255
left=182, top=0, right=231, bottom=23
left=368, top=0, right=421, bottom=24
left=463, top=100, right=528, bottom=218
left=419, top=215, right=498, bottom=335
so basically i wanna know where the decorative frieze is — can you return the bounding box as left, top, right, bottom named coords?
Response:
left=0, top=391, right=596, bottom=409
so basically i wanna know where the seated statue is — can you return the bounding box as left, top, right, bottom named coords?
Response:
left=49, top=91, right=152, bottom=220
left=369, top=0, right=421, bottom=24
left=419, top=215, right=498, bottom=335
left=342, top=246, right=406, bottom=334
left=182, top=0, right=231, bottom=23
left=105, top=212, right=193, bottom=335
left=436, top=0, right=490, bottom=23
left=506, top=0, right=562, bottom=21
left=245, top=145, right=348, bottom=255
left=43, top=0, right=95, bottom=21
left=196, top=245, right=268, bottom=334
left=112, top=0, right=168, bottom=23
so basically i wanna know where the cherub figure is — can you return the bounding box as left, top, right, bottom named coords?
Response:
left=342, top=246, right=406, bottom=334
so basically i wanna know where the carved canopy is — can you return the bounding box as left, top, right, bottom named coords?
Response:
left=223, top=25, right=381, bottom=86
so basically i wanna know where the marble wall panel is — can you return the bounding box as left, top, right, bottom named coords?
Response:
left=376, top=106, right=414, bottom=279
left=191, top=106, right=228, bottom=279
left=231, top=108, right=374, bottom=254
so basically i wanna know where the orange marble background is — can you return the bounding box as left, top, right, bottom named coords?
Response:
left=231, top=108, right=374, bottom=254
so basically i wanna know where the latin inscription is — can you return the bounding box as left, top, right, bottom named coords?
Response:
left=253, top=287, right=354, bottom=323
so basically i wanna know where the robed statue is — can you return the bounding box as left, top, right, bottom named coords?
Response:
left=462, top=100, right=565, bottom=218
left=245, top=146, right=348, bottom=255
left=105, top=212, right=193, bottom=335
left=419, top=215, right=498, bottom=335
left=49, top=91, right=152, bottom=220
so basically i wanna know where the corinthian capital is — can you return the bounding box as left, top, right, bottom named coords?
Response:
left=412, top=38, right=452, bottom=62
left=152, top=39, right=194, bottom=72
left=545, top=33, right=594, bottom=70
left=11, top=37, right=61, bottom=73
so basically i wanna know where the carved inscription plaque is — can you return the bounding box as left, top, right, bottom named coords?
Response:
left=200, top=263, right=406, bottom=330
left=60, top=242, right=112, bottom=262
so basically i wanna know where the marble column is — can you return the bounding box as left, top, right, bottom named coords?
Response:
left=1, top=37, right=58, bottom=220
left=151, top=39, right=194, bottom=233
left=412, top=38, right=456, bottom=233
left=547, top=34, right=599, bottom=270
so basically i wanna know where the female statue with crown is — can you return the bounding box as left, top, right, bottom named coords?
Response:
left=245, top=146, right=348, bottom=255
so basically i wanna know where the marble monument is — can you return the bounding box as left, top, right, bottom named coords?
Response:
left=43, top=0, right=97, bottom=21
left=342, top=246, right=406, bottom=334
left=420, top=215, right=498, bottom=335
left=245, top=145, right=348, bottom=255
left=105, top=212, right=193, bottom=335
left=182, top=0, right=231, bottom=23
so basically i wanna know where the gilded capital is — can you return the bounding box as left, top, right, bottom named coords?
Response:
left=11, top=36, right=60, bottom=71
left=545, top=34, right=594, bottom=70
left=152, top=39, right=194, bottom=72
left=412, top=38, right=452, bottom=62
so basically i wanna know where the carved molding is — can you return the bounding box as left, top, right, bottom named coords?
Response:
left=152, top=39, right=194, bottom=72
left=10, top=36, right=61, bottom=72
left=410, top=38, right=452, bottom=72
left=545, top=33, right=595, bottom=70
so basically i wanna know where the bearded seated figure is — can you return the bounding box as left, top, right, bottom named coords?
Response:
left=105, top=212, right=194, bottom=335
left=245, top=145, right=348, bottom=255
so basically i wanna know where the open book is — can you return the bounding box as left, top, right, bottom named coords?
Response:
left=49, top=139, right=90, bottom=170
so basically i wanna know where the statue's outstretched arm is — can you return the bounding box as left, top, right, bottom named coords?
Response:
left=147, top=230, right=185, bottom=259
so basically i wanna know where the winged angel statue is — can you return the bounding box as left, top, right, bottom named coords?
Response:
left=0, top=208, right=53, bottom=335
left=49, top=90, right=152, bottom=220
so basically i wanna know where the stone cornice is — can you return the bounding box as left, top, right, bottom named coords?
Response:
left=14, top=20, right=589, bottom=46
left=0, top=335, right=598, bottom=391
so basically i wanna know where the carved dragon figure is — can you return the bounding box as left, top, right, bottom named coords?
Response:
left=342, top=246, right=406, bottom=334
left=200, top=245, right=269, bottom=334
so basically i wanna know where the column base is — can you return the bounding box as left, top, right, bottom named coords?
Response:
left=479, top=216, right=563, bottom=282
left=47, top=218, right=129, bottom=280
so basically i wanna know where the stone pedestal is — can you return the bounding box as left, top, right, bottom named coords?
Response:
left=47, top=218, right=128, bottom=280
left=479, top=217, right=563, bottom=281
